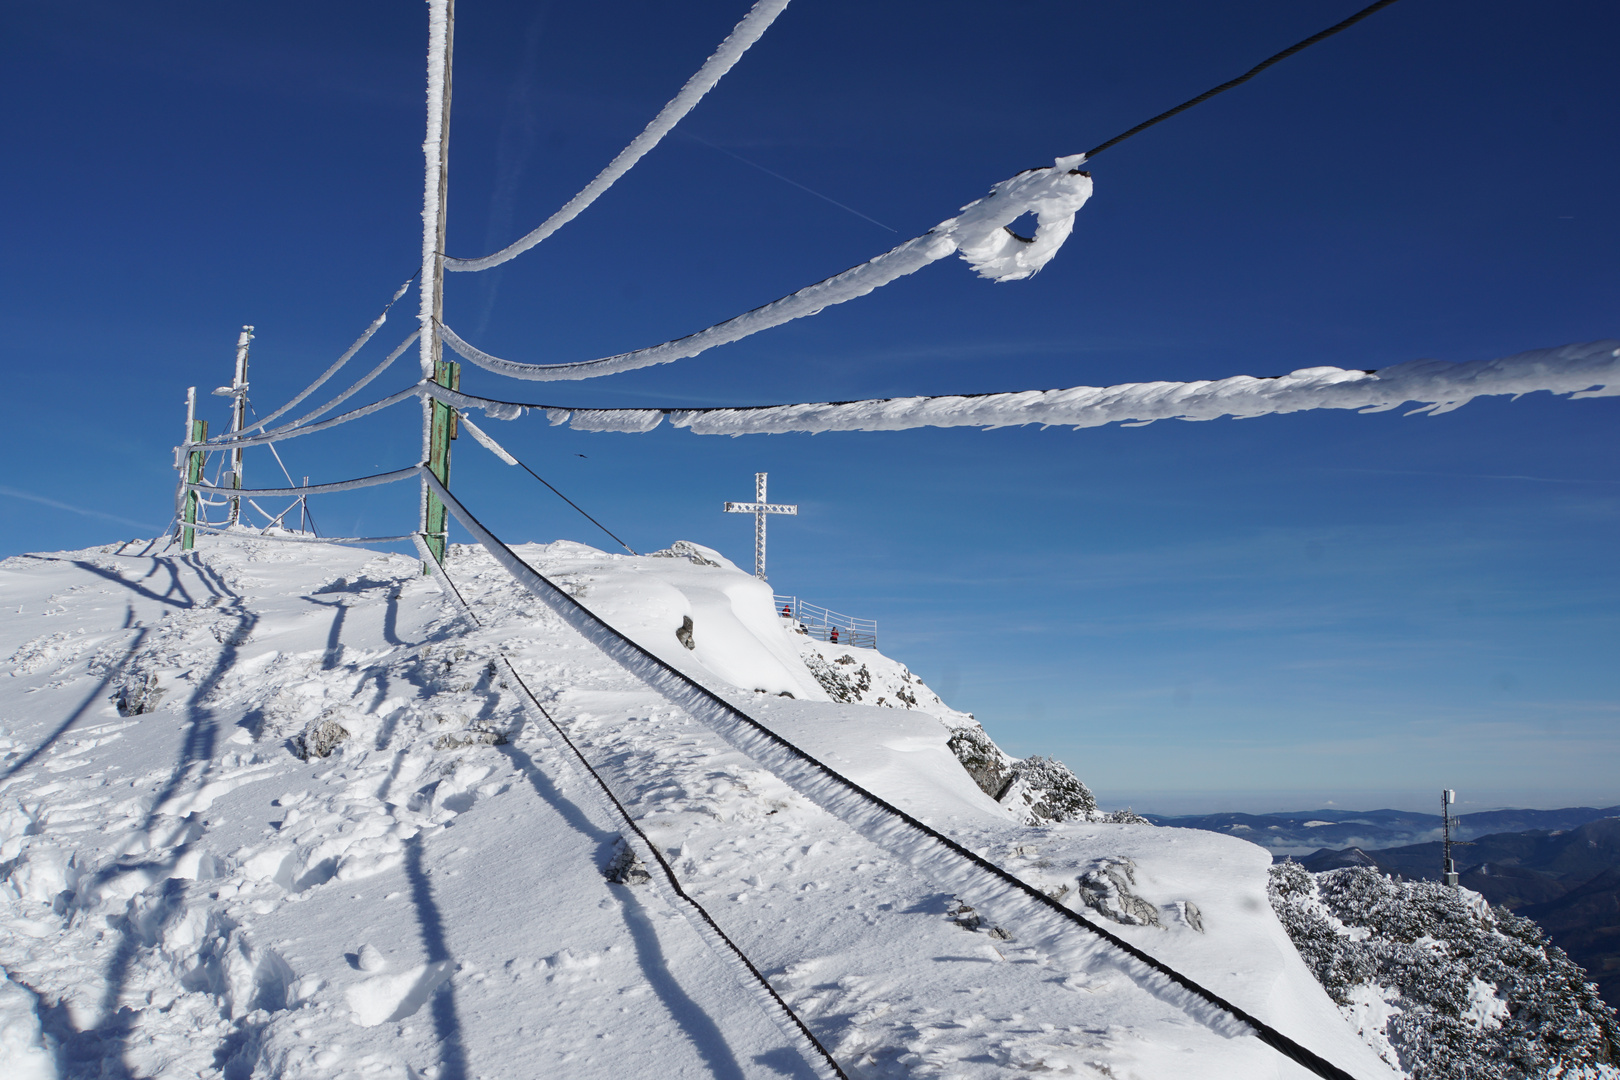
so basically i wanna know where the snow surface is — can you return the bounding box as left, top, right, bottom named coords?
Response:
left=0, top=534, right=1393, bottom=1078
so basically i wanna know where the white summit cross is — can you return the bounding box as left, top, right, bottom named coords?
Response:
left=724, top=472, right=797, bottom=581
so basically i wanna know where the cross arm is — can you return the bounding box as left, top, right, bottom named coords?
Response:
left=726, top=502, right=797, bottom=514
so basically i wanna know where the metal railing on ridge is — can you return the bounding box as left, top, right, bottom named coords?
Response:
left=773, top=594, right=876, bottom=648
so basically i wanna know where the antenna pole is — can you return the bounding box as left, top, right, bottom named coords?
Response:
left=226, top=325, right=253, bottom=525
left=1442, top=788, right=1458, bottom=887
left=180, top=387, right=206, bottom=551
left=419, top=0, right=456, bottom=570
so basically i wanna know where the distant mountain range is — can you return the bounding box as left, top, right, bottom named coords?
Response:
left=1145, top=805, right=1620, bottom=854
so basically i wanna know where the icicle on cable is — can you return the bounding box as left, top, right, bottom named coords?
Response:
left=497, top=340, right=1618, bottom=435
left=444, top=0, right=792, bottom=273
left=229, top=279, right=414, bottom=439
left=439, top=158, right=1094, bottom=381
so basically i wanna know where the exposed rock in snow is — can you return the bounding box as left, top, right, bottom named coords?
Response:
left=796, top=636, right=1115, bottom=826
left=1078, top=856, right=1163, bottom=927
left=605, top=837, right=651, bottom=886
left=648, top=540, right=723, bottom=567
left=295, top=716, right=349, bottom=759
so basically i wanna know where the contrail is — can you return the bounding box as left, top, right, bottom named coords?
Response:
left=684, top=131, right=899, bottom=233
left=0, top=486, right=161, bottom=531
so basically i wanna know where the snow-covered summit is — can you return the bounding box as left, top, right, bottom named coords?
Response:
left=0, top=533, right=1391, bottom=1079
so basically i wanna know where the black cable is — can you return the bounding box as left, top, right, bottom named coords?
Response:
left=512, top=457, right=639, bottom=556
left=1083, top=0, right=1404, bottom=159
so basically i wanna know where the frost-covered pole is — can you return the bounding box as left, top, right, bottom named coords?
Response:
left=225, top=325, right=253, bottom=526
left=418, top=0, right=456, bottom=569
left=180, top=389, right=208, bottom=551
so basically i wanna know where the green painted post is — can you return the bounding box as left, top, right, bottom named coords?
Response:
left=182, top=419, right=208, bottom=550
left=423, top=358, right=460, bottom=567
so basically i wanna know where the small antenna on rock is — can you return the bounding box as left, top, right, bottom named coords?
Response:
left=1442, top=788, right=1459, bottom=887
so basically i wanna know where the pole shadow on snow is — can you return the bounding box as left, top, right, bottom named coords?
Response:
left=19, top=554, right=193, bottom=610
left=404, top=833, right=468, bottom=1080
left=0, top=621, right=148, bottom=783
left=57, top=554, right=258, bottom=1079
left=495, top=738, right=751, bottom=1080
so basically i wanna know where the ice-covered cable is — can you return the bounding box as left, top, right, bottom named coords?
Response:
left=508, top=340, right=1620, bottom=435
left=455, top=409, right=638, bottom=555
left=198, top=384, right=425, bottom=453
left=185, top=465, right=420, bottom=500
left=444, top=0, right=793, bottom=273
left=230, top=279, right=415, bottom=439
left=255, top=330, right=421, bottom=440
left=438, top=160, right=1094, bottom=381
left=456, top=412, right=519, bottom=465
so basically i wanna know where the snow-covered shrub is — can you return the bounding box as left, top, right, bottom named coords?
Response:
left=1269, top=862, right=1620, bottom=1079
left=803, top=651, right=873, bottom=704
left=998, top=755, right=1098, bottom=823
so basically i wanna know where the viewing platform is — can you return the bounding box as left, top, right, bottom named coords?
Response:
left=774, top=594, right=876, bottom=648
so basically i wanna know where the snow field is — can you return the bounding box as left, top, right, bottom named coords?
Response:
left=0, top=535, right=1391, bottom=1078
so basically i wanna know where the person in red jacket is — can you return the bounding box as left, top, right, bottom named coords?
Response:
left=782, top=603, right=792, bottom=618
left=829, top=626, right=840, bottom=645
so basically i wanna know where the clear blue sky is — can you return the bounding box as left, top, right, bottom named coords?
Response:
left=7, top=1, right=1617, bottom=814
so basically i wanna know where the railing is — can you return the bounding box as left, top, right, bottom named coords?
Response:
left=773, top=594, right=876, bottom=648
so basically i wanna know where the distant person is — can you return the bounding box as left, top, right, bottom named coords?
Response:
left=782, top=603, right=792, bottom=618
left=829, top=627, right=839, bottom=645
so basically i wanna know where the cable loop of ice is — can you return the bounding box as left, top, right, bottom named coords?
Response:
left=444, top=0, right=793, bottom=273
left=437, top=162, right=1092, bottom=381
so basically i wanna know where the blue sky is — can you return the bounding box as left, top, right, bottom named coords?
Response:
left=6, top=0, right=1617, bottom=814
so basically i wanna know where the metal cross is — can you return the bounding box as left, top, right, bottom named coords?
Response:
left=724, top=472, right=797, bottom=580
